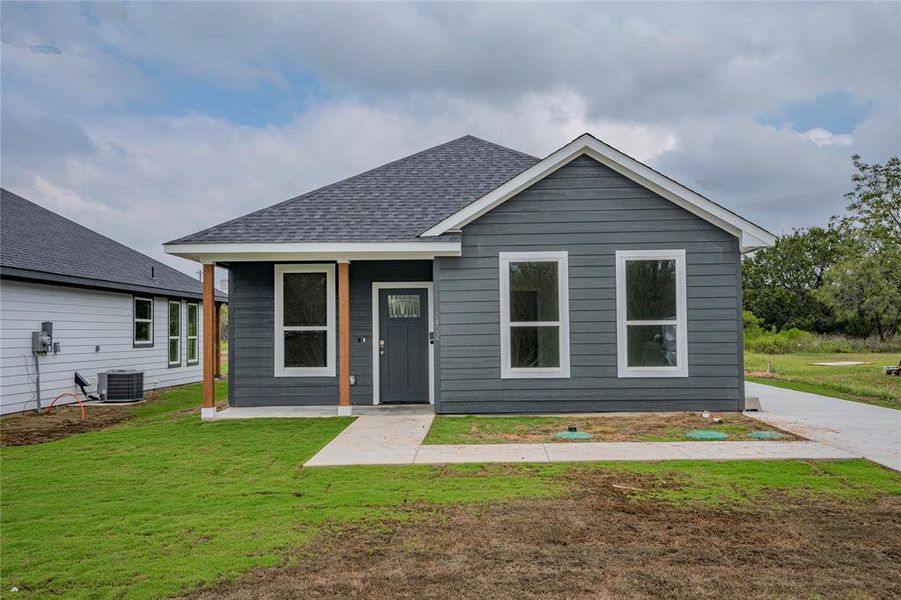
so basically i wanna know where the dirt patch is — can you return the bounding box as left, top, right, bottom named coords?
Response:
left=436, top=412, right=800, bottom=444
left=745, top=370, right=774, bottom=378
left=188, top=471, right=901, bottom=600
left=0, top=397, right=154, bottom=447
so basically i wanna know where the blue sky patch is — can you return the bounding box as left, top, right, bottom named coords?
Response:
left=758, top=90, right=872, bottom=134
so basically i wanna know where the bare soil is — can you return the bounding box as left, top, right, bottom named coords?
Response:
left=435, top=412, right=800, bottom=444
left=188, top=470, right=901, bottom=600
left=0, top=401, right=145, bottom=447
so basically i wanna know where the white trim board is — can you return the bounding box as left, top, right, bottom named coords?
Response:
left=274, top=264, right=336, bottom=378
left=371, top=282, right=435, bottom=405
left=164, top=241, right=462, bottom=264
left=420, top=133, right=776, bottom=252
left=615, top=249, right=689, bottom=378
left=498, top=251, right=571, bottom=379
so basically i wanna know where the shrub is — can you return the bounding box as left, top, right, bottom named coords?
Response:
left=743, top=311, right=901, bottom=354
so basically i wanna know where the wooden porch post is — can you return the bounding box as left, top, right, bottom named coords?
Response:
left=338, top=261, right=351, bottom=415
left=202, top=263, right=216, bottom=419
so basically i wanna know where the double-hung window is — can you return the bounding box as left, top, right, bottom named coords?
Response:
left=274, top=264, right=335, bottom=377
left=615, top=250, right=688, bottom=377
left=499, top=251, right=570, bottom=378
left=168, top=300, right=182, bottom=366
left=186, top=302, right=199, bottom=365
left=133, top=297, right=154, bottom=347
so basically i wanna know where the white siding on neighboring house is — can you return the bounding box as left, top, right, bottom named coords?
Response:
left=0, top=280, right=205, bottom=415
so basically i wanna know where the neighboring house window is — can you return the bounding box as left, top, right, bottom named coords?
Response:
left=274, top=264, right=336, bottom=377
left=615, top=249, right=688, bottom=378
left=168, top=300, right=182, bottom=366
left=499, top=251, right=570, bottom=379
left=133, top=297, right=154, bottom=346
left=186, top=302, right=199, bottom=365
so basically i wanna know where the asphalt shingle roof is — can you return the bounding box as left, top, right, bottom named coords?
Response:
left=1, top=189, right=225, bottom=300
left=168, top=135, right=539, bottom=244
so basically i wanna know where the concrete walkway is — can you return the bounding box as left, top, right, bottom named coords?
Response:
left=304, top=414, right=435, bottom=466
left=745, top=381, right=900, bottom=471
left=303, top=408, right=856, bottom=467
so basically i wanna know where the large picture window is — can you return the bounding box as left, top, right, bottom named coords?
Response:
left=274, top=264, right=335, bottom=377
left=615, top=250, right=688, bottom=377
left=499, top=251, right=570, bottom=378
left=186, top=302, right=199, bottom=365
left=133, top=297, right=154, bottom=347
left=168, top=300, right=182, bottom=366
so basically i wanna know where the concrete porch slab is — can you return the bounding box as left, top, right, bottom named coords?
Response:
left=208, top=404, right=434, bottom=419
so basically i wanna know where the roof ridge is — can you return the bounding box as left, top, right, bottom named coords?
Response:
left=1, top=188, right=205, bottom=287
left=459, top=134, right=539, bottom=161
left=166, top=135, right=535, bottom=245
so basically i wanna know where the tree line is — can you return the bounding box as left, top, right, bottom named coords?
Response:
left=742, top=155, right=900, bottom=341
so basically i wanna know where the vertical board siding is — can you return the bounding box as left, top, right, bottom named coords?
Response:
left=228, top=261, right=432, bottom=406
left=0, top=280, right=204, bottom=415
left=435, top=155, right=744, bottom=414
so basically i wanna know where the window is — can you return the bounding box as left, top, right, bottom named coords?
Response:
left=615, top=250, right=688, bottom=377
left=186, top=302, right=199, bottom=365
left=133, top=297, right=153, bottom=346
left=274, top=264, right=335, bottom=377
left=168, top=300, right=182, bottom=366
left=388, top=294, right=420, bottom=319
left=499, top=252, right=570, bottom=378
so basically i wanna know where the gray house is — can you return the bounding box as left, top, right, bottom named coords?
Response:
left=165, top=133, right=774, bottom=418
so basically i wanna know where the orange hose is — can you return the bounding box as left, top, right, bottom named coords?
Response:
left=47, top=392, right=86, bottom=420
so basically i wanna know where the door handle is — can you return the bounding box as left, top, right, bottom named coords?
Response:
left=379, top=339, right=385, bottom=357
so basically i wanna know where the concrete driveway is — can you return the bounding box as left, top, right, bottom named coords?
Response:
left=746, top=381, right=900, bottom=471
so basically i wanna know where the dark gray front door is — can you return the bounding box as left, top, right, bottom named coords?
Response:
left=379, top=288, right=429, bottom=403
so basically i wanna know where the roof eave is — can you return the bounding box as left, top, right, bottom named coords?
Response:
left=163, top=241, right=463, bottom=263
left=0, top=266, right=227, bottom=302
left=420, top=133, right=776, bottom=250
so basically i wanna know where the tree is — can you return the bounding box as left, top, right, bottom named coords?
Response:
left=839, top=154, right=901, bottom=244
left=817, top=234, right=901, bottom=340
left=742, top=226, right=840, bottom=332
left=817, top=155, right=901, bottom=340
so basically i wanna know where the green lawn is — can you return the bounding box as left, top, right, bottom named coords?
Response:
left=745, top=351, right=901, bottom=409
left=2, top=382, right=899, bottom=598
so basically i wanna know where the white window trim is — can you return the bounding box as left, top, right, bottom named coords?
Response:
left=274, top=264, right=336, bottom=377
left=615, top=249, right=689, bottom=378
left=499, top=251, right=570, bottom=379
left=133, top=296, right=154, bottom=347
left=186, top=302, right=199, bottom=366
left=168, top=300, right=182, bottom=367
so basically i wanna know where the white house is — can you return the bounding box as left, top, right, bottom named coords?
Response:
left=0, top=189, right=226, bottom=415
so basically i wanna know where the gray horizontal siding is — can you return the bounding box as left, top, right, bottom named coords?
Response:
left=228, top=261, right=431, bottom=406
left=434, top=154, right=744, bottom=414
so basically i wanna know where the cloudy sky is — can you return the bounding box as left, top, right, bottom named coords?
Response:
left=2, top=1, right=899, bottom=275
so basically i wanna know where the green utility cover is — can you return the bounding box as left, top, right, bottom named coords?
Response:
left=685, top=430, right=730, bottom=440
left=555, top=431, right=593, bottom=440
left=748, top=431, right=785, bottom=440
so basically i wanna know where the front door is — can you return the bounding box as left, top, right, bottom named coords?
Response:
left=378, top=288, right=429, bottom=403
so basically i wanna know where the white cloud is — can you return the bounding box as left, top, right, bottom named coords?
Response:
left=798, top=128, right=853, bottom=147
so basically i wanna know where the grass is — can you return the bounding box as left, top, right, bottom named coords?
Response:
left=423, top=413, right=793, bottom=445
left=745, top=351, right=901, bottom=409
left=2, top=383, right=899, bottom=598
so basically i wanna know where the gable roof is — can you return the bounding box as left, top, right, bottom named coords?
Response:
left=1, top=189, right=226, bottom=301
left=421, top=133, right=776, bottom=252
left=168, top=135, right=539, bottom=246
